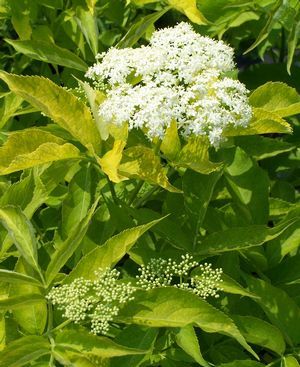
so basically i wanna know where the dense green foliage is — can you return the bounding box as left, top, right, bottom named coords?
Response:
left=0, top=1, right=300, bottom=366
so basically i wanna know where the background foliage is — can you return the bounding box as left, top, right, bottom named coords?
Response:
left=0, top=0, right=300, bottom=366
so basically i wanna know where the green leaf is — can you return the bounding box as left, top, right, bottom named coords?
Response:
left=75, top=6, right=99, bottom=55
left=174, top=325, right=209, bottom=367
left=167, top=0, right=209, bottom=24
left=0, top=206, right=39, bottom=271
left=224, top=147, right=269, bottom=224
left=45, top=198, right=99, bottom=286
left=61, top=164, right=93, bottom=239
left=119, top=146, right=181, bottom=192
left=219, top=362, right=264, bottom=367
left=218, top=274, right=257, bottom=298
left=235, top=136, right=294, bottom=160
left=232, top=315, right=285, bottom=355
left=175, top=136, right=222, bottom=174
left=287, top=15, right=300, bottom=74
left=0, top=336, right=49, bottom=367
left=0, top=269, right=43, bottom=287
left=10, top=259, right=47, bottom=335
left=249, top=82, right=300, bottom=117
left=5, top=39, right=88, bottom=71
left=55, top=329, right=149, bottom=357
left=0, top=294, right=44, bottom=310
left=245, top=275, right=300, bottom=345
left=117, top=8, right=170, bottom=49
left=0, top=92, right=23, bottom=129
left=111, top=326, right=158, bottom=367
left=245, top=0, right=292, bottom=53
left=65, top=217, right=164, bottom=283
left=118, top=288, right=257, bottom=358
left=267, top=254, right=300, bottom=285
left=9, top=0, right=33, bottom=40
left=161, top=121, right=181, bottom=161
left=196, top=218, right=299, bottom=255
left=0, top=72, right=101, bottom=153
left=183, top=170, right=222, bottom=248
left=283, top=356, right=300, bottom=367
left=225, top=108, right=292, bottom=136
left=0, top=128, right=80, bottom=175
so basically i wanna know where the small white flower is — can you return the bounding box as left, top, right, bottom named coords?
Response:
left=86, top=22, right=251, bottom=147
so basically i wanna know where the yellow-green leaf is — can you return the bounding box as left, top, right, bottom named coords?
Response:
left=0, top=129, right=80, bottom=175
left=168, top=0, right=209, bottom=25
left=0, top=72, right=101, bottom=152
left=175, top=136, right=222, bottom=174
left=249, top=82, right=300, bottom=117
left=225, top=108, right=292, bottom=137
left=98, top=140, right=127, bottom=183
left=119, top=146, right=181, bottom=192
left=161, top=120, right=181, bottom=161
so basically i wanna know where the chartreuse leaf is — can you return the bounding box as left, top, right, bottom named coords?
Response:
left=283, top=356, right=300, bottom=367
left=77, top=80, right=107, bottom=139
left=118, top=288, right=257, bottom=358
left=119, top=146, right=181, bottom=192
left=4, top=39, right=88, bottom=71
left=45, top=198, right=99, bottom=286
left=161, top=121, right=181, bottom=161
left=249, top=82, right=300, bottom=117
left=117, top=8, right=170, bottom=49
left=232, top=316, right=285, bottom=355
left=10, top=259, right=47, bottom=335
left=174, top=325, right=209, bottom=367
left=225, top=108, right=292, bottom=137
left=175, top=136, right=222, bottom=174
left=65, top=217, right=164, bottom=283
left=98, top=140, right=127, bottom=182
left=0, top=72, right=101, bottom=152
left=0, top=294, right=44, bottom=310
left=55, top=329, right=149, bottom=357
left=0, top=206, right=39, bottom=272
left=245, top=275, right=300, bottom=345
left=168, top=0, right=209, bottom=25
left=0, top=269, right=43, bottom=287
left=196, top=217, right=299, bottom=255
left=0, top=128, right=80, bottom=175
left=0, top=335, right=50, bottom=367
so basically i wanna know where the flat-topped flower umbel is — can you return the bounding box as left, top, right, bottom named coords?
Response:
left=86, top=23, right=252, bottom=147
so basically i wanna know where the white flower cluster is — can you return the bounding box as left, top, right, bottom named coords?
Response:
left=136, top=254, right=223, bottom=299
left=47, top=268, right=135, bottom=335
left=86, top=22, right=252, bottom=147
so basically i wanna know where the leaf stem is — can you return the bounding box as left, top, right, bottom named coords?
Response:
left=128, top=180, right=144, bottom=206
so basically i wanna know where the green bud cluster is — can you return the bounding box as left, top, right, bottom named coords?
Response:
left=137, top=255, right=223, bottom=299
left=47, top=268, right=135, bottom=335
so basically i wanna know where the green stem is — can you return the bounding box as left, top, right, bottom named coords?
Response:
left=128, top=180, right=144, bottom=206
left=107, top=176, right=119, bottom=205
left=49, top=319, right=72, bottom=334
left=134, top=185, right=161, bottom=208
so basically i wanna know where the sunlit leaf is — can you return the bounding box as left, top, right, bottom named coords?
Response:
left=118, top=287, right=257, bottom=358
left=0, top=129, right=80, bottom=175
left=0, top=72, right=101, bottom=152
left=5, top=39, right=88, bottom=71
